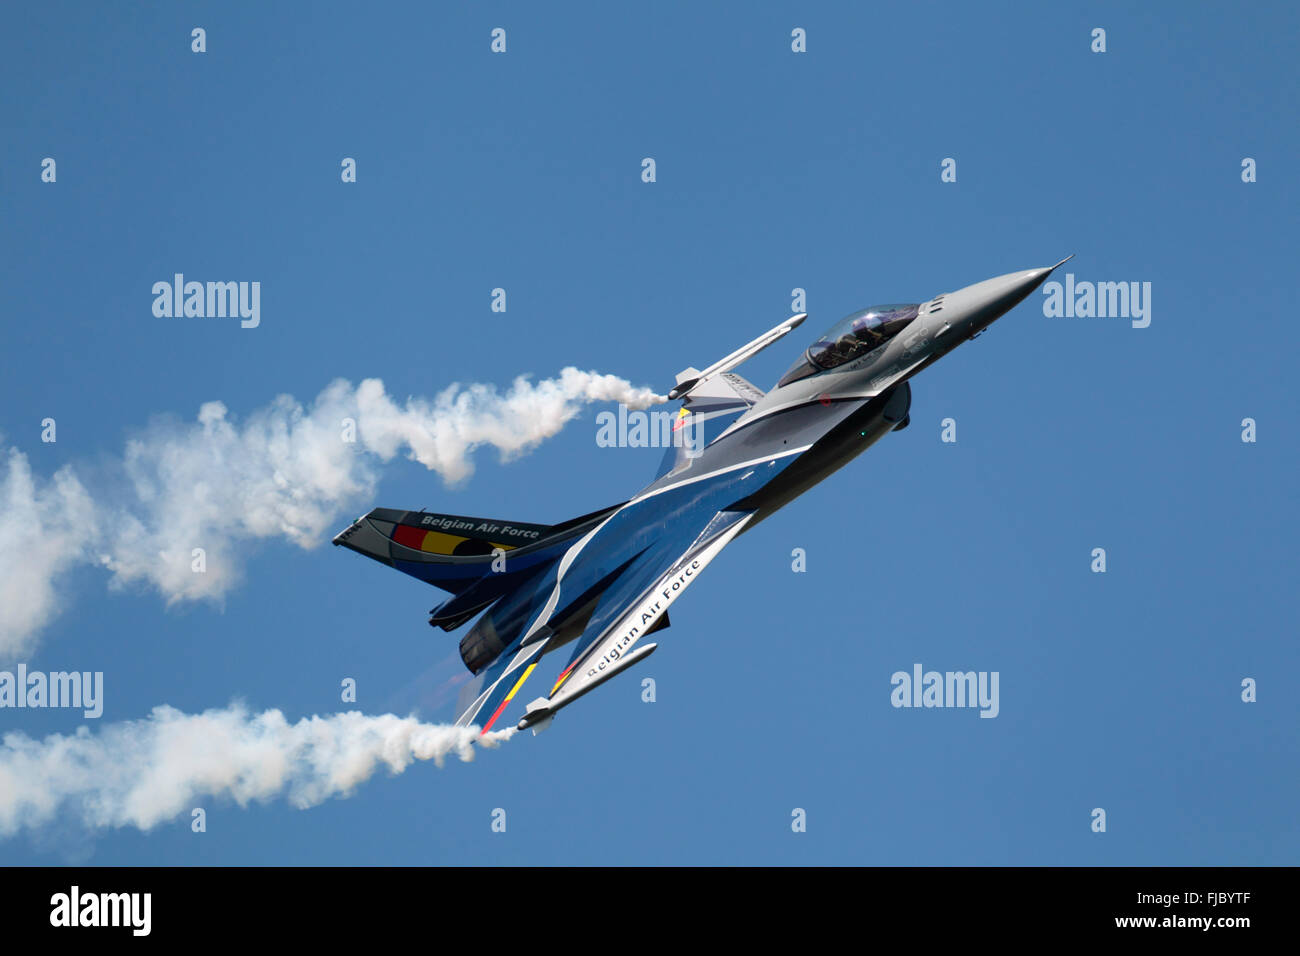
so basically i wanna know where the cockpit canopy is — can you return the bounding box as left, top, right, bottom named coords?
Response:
left=806, top=304, right=921, bottom=370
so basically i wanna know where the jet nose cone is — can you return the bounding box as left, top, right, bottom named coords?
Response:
left=1020, top=254, right=1074, bottom=291
left=1008, top=255, right=1074, bottom=298
left=943, top=256, right=1074, bottom=333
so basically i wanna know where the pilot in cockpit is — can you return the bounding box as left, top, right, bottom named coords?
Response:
left=778, top=303, right=921, bottom=385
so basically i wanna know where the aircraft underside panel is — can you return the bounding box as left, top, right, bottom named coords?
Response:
left=451, top=469, right=774, bottom=731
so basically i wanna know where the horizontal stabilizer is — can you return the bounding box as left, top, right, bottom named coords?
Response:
left=332, top=502, right=623, bottom=596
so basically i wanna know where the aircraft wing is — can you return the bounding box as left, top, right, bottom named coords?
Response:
left=519, top=507, right=756, bottom=732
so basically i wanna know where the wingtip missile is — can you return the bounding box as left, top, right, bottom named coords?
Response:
left=668, top=313, right=809, bottom=400
left=666, top=378, right=699, bottom=402
left=526, top=712, right=553, bottom=735
left=518, top=697, right=554, bottom=733
left=516, top=642, right=660, bottom=732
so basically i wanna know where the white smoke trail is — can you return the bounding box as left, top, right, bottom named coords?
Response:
left=0, top=703, right=513, bottom=836
left=0, top=370, right=664, bottom=657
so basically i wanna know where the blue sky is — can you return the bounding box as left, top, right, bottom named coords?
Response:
left=1, top=1, right=1296, bottom=864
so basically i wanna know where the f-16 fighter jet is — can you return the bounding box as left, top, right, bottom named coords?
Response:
left=333, top=259, right=1071, bottom=734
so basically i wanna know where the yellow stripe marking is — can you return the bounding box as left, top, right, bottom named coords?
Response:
left=504, top=663, right=537, bottom=702
left=551, top=667, right=574, bottom=695
left=420, top=531, right=468, bottom=554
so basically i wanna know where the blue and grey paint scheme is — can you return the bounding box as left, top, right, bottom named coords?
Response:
left=333, top=259, right=1070, bottom=733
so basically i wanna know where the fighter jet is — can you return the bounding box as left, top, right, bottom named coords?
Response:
left=333, top=259, right=1070, bottom=734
